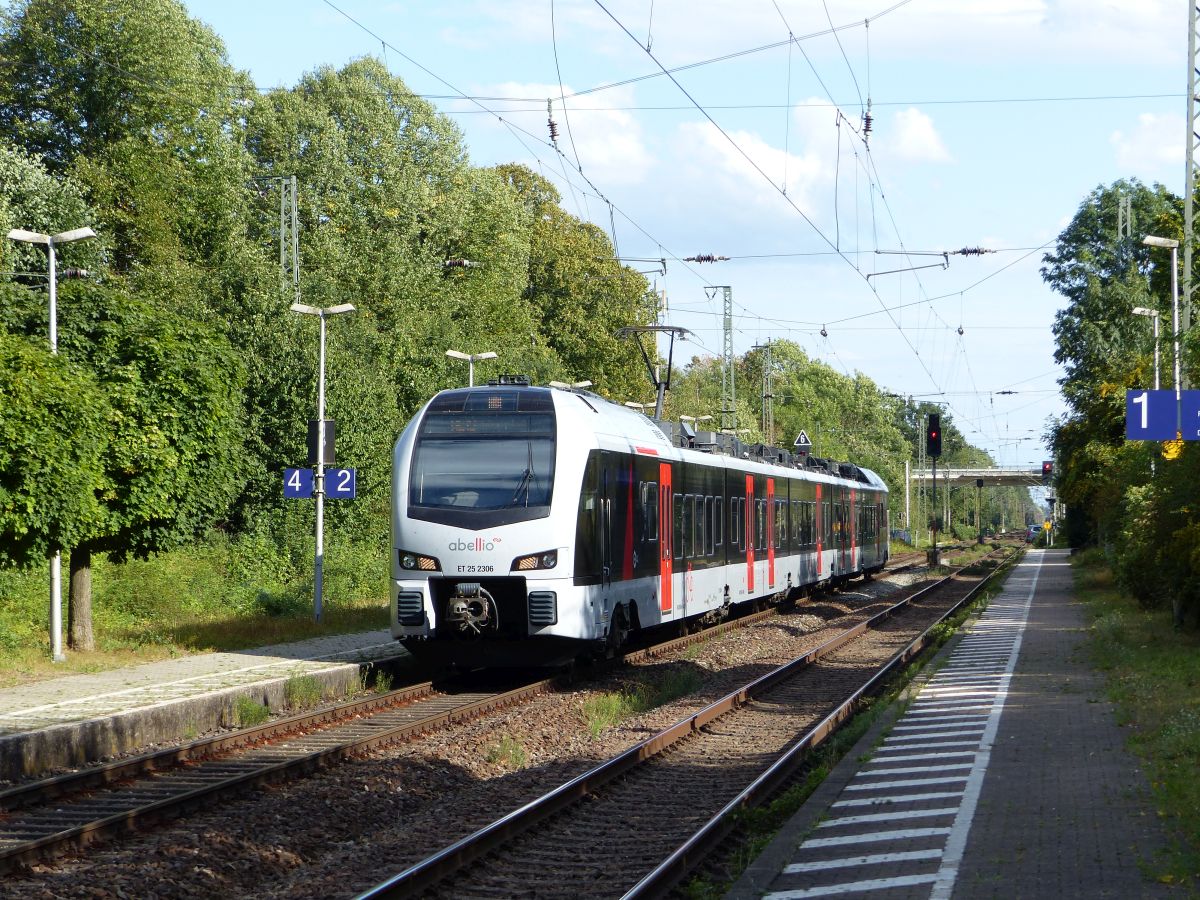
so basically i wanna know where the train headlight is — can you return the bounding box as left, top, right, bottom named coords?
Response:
left=398, top=550, right=440, bottom=571
left=511, top=549, right=558, bottom=572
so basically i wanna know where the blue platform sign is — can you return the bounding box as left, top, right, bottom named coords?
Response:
left=284, top=467, right=314, bottom=498
left=327, top=467, right=356, bottom=499
left=1126, top=390, right=1200, bottom=441
left=1183, top=392, right=1200, bottom=441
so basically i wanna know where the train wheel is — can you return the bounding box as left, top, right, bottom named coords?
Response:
left=605, top=605, right=630, bottom=658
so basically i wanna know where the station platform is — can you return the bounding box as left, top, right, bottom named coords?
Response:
left=0, top=629, right=407, bottom=781
left=727, top=548, right=1175, bottom=900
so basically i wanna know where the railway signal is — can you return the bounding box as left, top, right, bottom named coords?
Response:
left=1041, top=461, right=1053, bottom=484
left=926, top=414, right=942, bottom=458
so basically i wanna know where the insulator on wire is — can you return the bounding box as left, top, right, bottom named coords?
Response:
left=443, top=258, right=479, bottom=269
left=547, top=98, right=559, bottom=143
left=684, top=254, right=729, bottom=263
left=955, top=246, right=992, bottom=256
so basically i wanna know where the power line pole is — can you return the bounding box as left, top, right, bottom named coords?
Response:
left=709, top=286, right=736, bottom=433
left=1184, top=0, right=1198, bottom=370
left=754, top=339, right=774, bottom=444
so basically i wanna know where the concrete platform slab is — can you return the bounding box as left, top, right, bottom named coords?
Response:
left=0, top=630, right=407, bottom=780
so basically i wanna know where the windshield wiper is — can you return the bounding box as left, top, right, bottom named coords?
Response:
left=511, top=441, right=538, bottom=506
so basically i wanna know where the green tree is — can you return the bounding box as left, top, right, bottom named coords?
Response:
left=0, top=140, right=101, bottom=275
left=0, top=282, right=246, bottom=648
left=0, top=325, right=108, bottom=566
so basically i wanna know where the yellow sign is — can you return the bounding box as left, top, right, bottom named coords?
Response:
left=1043, top=520, right=1051, bottom=531
left=1163, top=435, right=1184, bottom=460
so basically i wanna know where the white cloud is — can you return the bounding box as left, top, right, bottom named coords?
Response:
left=460, top=82, right=653, bottom=186
left=674, top=112, right=833, bottom=219
left=1110, top=112, right=1184, bottom=171
left=888, top=108, right=952, bottom=164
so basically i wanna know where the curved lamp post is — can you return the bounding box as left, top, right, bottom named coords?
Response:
left=446, top=349, right=497, bottom=387
left=8, top=226, right=97, bottom=661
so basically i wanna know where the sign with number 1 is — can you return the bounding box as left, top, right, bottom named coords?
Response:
left=1125, top=390, right=1179, bottom=441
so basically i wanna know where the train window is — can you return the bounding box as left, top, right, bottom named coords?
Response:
left=776, top=499, right=786, bottom=549
left=729, top=497, right=740, bottom=550
left=756, top=499, right=767, bottom=552
left=714, top=497, right=723, bottom=549
left=642, top=482, right=659, bottom=542
left=692, top=495, right=701, bottom=558
left=410, top=408, right=555, bottom=518
left=705, top=497, right=715, bottom=555
left=738, top=497, right=746, bottom=550
left=674, top=494, right=684, bottom=560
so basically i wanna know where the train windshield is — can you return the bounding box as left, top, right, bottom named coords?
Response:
left=408, top=389, right=557, bottom=527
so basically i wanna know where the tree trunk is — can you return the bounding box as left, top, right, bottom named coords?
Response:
left=68, top=546, right=94, bottom=652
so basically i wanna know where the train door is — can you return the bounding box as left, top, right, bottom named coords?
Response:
left=767, top=478, right=776, bottom=589
left=658, top=461, right=673, bottom=616
left=815, top=483, right=823, bottom=578
left=849, top=489, right=858, bottom=574
left=745, top=474, right=755, bottom=593
left=599, top=452, right=614, bottom=588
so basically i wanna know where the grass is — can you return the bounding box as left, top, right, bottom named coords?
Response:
left=1072, top=547, right=1200, bottom=888
left=0, top=530, right=390, bottom=689
left=581, top=665, right=705, bottom=738
left=233, top=694, right=270, bottom=727
left=485, top=734, right=528, bottom=770
left=283, top=674, right=324, bottom=709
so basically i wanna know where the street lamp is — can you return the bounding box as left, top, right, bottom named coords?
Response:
left=290, top=301, right=356, bottom=623
left=445, top=349, right=497, bottom=387
left=1142, top=236, right=1181, bottom=410
left=8, top=225, right=97, bottom=662
left=1132, top=306, right=1161, bottom=390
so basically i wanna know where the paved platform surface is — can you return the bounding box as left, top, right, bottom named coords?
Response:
left=728, top=548, right=1174, bottom=900
left=0, top=630, right=408, bottom=780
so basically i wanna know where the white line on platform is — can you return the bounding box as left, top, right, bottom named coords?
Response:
left=833, top=790, right=965, bottom=808
left=783, top=849, right=942, bottom=874
left=845, top=775, right=969, bottom=791
left=802, top=826, right=952, bottom=848
left=764, top=872, right=941, bottom=899
left=818, top=807, right=959, bottom=827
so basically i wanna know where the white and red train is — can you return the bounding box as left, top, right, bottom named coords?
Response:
left=390, top=378, right=890, bottom=666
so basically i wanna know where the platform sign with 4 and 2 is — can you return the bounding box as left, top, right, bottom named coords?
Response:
left=284, top=467, right=356, bottom=499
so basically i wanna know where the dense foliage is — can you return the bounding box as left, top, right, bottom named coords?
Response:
left=1044, top=178, right=1200, bottom=627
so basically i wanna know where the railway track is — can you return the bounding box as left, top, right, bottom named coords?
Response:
left=0, top=547, right=982, bottom=877
left=358, top=548, right=1019, bottom=899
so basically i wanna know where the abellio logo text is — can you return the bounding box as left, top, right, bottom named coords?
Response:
left=448, top=537, right=501, bottom=552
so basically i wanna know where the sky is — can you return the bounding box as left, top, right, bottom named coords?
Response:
left=183, top=0, right=1189, bottom=470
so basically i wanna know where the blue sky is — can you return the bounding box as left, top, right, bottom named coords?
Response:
left=185, top=0, right=1187, bottom=469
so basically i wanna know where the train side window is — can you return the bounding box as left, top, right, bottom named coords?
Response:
left=729, top=496, right=740, bottom=550
left=756, top=499, right=767, bottom=552
left=673, top=494, right=684, bottom=560
left=642, top=482, right=659, bottom=542
left=700, top=496, right=710, bottom=554
left=739, top=497, right=745, bottom=551
left=714, top=497, right=723, bottom=549
left=692, top=494, right=702, bottom=558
